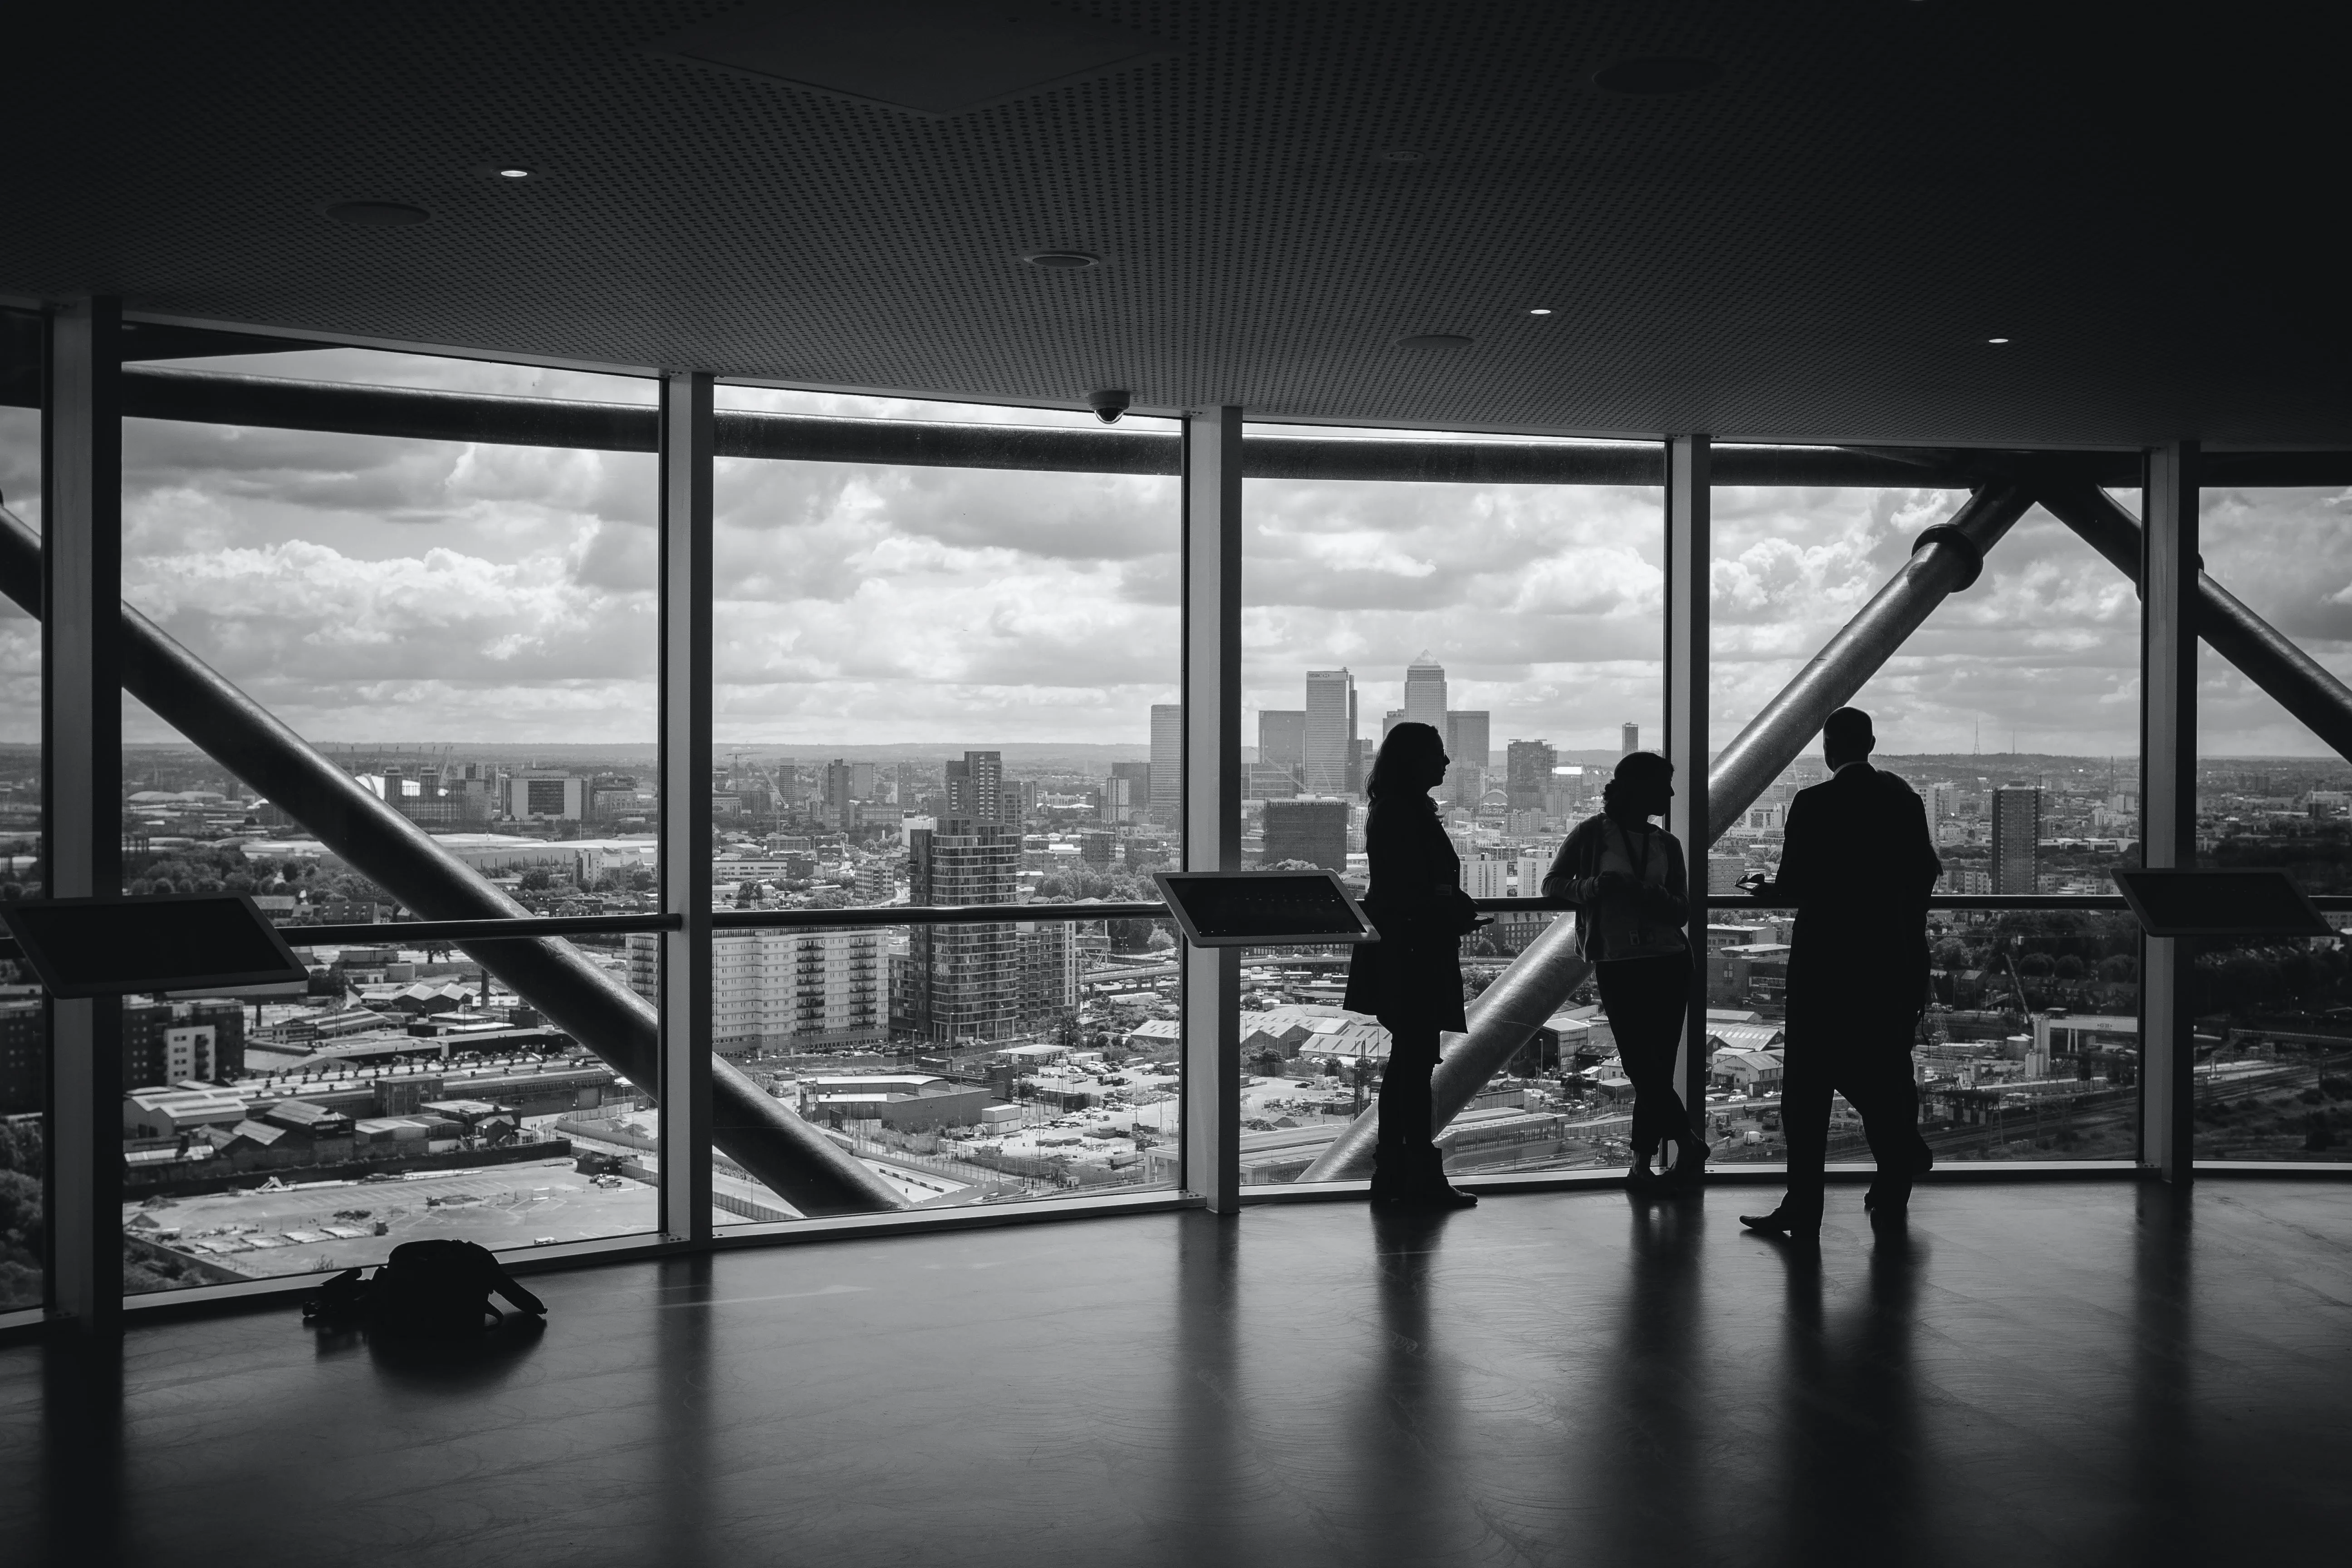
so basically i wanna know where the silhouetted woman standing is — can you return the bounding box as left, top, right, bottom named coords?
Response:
left=1544, top=751, right=1706, bottom=1191
left=1344, top=721, right=1483, bottom=1208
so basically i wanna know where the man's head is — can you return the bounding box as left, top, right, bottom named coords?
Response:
left=1822, top=706, right=1875, bottom=771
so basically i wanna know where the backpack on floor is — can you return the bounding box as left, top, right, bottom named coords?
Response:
left=304, top=1239, right=547, bottom=1338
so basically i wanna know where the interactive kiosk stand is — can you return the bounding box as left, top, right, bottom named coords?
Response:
left=1149, top=870, right=1378, bottom=948
left=2111, top=868, right=2334, bottom=939
left=0, top=892, right=309, bottom=998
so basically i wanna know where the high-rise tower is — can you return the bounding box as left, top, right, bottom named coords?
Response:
left=907, top=816, right=1022, bottom=1042
left=1149, top=704, right=1184, bottom=824
left=1404, top=653, right=1447, bottom=732
left=1304, top=669, right=1356, bottom=794
left=1991, top=785, right=2041, bottom=895
left=1257, top=709, right=1305, bottom=775
left=1506, top=739, right=1557, bottom=810
left=943, top=750, right=1009, bottom=826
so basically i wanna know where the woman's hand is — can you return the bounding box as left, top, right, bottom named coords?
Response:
left=1441, top=885, right=1485, bottom=936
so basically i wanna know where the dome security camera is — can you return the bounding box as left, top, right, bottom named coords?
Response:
left=1088, top=389, right=1132, bottom=424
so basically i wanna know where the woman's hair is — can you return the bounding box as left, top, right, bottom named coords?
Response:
left=1602, top=751, right=1674, bottom=818
left=1366, top=721, right=1446, bottom=800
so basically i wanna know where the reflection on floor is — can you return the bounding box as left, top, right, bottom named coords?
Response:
left=7, top=1178, right=2351, bottom=1567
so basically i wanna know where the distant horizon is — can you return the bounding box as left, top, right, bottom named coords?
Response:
left=8, top=740, right=2351, bottom=769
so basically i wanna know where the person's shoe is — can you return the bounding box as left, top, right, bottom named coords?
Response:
left=1403, top=1181, right=1480, bottom=1210
left=1401, top=1147, right=1477, bottom=1208
left=1740, top=1208, right=1820, bottom=1240
left=1626, top=1157, right=1666, bottom=1194
left=1661, top=1136, right=1710, bottom=1193
left=1370, top=1150, right=1411, bottom=1208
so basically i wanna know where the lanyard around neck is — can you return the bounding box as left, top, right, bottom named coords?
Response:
left=1612, top=819, right=1653, bottom=882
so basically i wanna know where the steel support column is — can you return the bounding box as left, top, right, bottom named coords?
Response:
left=2141, top=443, right=2198, bottom=1183
left=1181, top=407, right=1243, bottom=1212
left=1664, top=436, right=1710, bottom=1134
left=42, top=298, right=122, bottom=1332
left=1302, top=479, right=2034, bottom=1182
left=659, top=372, right=715, bottom=1241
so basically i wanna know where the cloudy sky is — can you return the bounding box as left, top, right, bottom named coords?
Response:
left=0, top=347, right=2346, bottom=762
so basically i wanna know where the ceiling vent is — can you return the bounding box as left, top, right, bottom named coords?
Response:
left=647, top=0, right=1171, bottom=117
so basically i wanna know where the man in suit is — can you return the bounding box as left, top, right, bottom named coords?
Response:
left=1741, top=707, right=1943, bottom=1238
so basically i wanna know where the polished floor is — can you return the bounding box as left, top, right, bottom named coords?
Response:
left=6, top=1178, right=2351, bottom=1567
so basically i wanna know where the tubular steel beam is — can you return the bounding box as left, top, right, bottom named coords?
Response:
left=1706, top=480, right=2037, bottom=836
left=36, top=363, right=2123, bottom=488
left=2038, top=481, right=2352, bottom=764
left=1301, top=480, right=2036, bottom=1182
left=0, top=505, right=905, bottom=1217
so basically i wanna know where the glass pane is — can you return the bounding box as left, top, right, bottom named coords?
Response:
left=1706, top=471, right=2143, bottom=1168
left=1240, top=430, right=1665, bottom=1185
left=2193, top=484, right=2352, bottom=1161
left=119, top=939, right=661, bottom=1286
left=0, top=315, right=44, bottom=1310
left=694, top=912, right=1185, bottom=1222
left=706, top=386, right=1182, bottom=1218
left=1711, top=477, right=2142, bottom=878
left=1695, top=911, right=2143, bottom=1168
left=116, top=344, right=661, bottom=1292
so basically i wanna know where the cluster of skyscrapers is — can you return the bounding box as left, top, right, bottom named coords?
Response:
left=1145, top=655, right=1501, bottom=823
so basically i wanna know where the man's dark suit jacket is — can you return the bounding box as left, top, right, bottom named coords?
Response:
left=1771, top=762, right=1943, bottom=1034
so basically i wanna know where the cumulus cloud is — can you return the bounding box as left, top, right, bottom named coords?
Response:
left=2, top=355, right=2348, bottom=759
left=1242, top=477, right=1667, bottom=751
left=1710, top=488, right=2151, bottom=758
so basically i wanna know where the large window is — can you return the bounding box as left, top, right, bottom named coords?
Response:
left=113, top=343, right=663, bottom=1292
left=1239, top=431, right=1666, bottom=1184
left=1710, top=472, right=2143, bottom=1166
left=701, top=386, right=1182, bottom=1219
left=15, top=327, right=2321, bottom=1297
left=0, top=309, right=44, bottom=1312
left=2194, top=484, right=2352, bottom=1162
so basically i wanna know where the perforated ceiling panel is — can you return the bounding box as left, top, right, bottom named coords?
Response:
left=6, top=2, right=2345, bottom=446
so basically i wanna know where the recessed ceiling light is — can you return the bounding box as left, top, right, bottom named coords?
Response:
left=497, top=167, right=534, bottom=179
left=1394, top=333, right=1474, bottom=350
left=1987, top=337, right=2011, bottom=344
left=1592, top=57, right=1725, bottom=95
left=1025, top=251, right=1100, bottom=270
left=1528, top=308, right=1553, bottom=316
left=323, top=201, right=431, bottom=228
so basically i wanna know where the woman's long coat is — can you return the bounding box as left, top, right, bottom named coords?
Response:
left=1343, top=794, right=1470, bottom=1031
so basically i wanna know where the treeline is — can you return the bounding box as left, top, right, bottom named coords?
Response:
left=121, top=843, right=390, bottom=905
